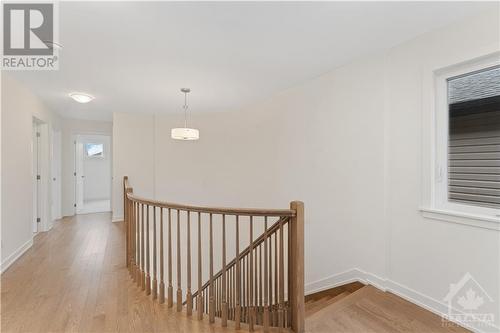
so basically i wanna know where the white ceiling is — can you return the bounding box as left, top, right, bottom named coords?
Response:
left=9, top=1, right=495, bottom=121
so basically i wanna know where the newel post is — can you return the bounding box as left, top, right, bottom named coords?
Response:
left=290, top=201, right=304, bottom=333
left=124, top=177, right=128, bottom=266
left=124, top=176, right=132, bottom=268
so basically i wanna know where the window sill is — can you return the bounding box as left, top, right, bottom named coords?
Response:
left=420, top=207, right=500, bottom=231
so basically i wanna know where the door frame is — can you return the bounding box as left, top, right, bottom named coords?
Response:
left=51, top=129, right=62, bottom=220
left=32, top=117, right=51, bottom=232
left=74, top=134, right=112, bottom=214
left=75, top=137, right=84, bottom=213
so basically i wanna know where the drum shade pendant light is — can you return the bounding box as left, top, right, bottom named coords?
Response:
left=171, top=88, right=199, bottom=140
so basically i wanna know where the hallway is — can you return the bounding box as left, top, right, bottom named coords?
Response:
left=0, top=214, right=256, bottom=333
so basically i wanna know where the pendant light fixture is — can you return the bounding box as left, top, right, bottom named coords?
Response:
left=171, top=88, right=200, bottom=141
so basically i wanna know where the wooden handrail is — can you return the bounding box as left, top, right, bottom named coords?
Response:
left=126, top=192, right=295, bottom=217
left=123, top=176, right=304, bottom=333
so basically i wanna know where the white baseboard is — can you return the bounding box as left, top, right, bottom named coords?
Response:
left=1, top=238, right=33, bottom=274
left=112, top=215, right=124, bottom=223
left=305, top=268, right=499, bottom=333
left=305, top=268, right=361, bottom=295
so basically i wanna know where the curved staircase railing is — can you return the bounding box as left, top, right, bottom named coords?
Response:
left=123, top=176, right=304, bottom=332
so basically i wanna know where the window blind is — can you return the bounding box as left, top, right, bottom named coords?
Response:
left=448, top=66, right=500, bottom=208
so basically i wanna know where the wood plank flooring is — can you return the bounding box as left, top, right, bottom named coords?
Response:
left=305, top=285, right=470, bottom=333
left=1, top=213, right=471, bottom=333
left=0, top=213, right=275, bottom=333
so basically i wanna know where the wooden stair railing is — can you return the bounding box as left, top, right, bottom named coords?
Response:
left=123, top=176, right=304, bottom=333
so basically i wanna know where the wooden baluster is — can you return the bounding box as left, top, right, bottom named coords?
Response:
left=233, top=266, right=236, bottom=320
left=127, top=191, right=130, bottom=268
left=205, top=289, right=208, bottom=314
left=168, top=208, right=173, bottom=308
left=278, top=218, right=284, bottom=329
left=132, top=200, right=137, bottom=278
left=245, top=254, right=251, bottom=324
left=152, top=206, right=157, bottom=299
left=254, top=243, right=258, bottom=324
left=235, top=215, right=241, bottom=329
left=242, top=256, right=246, bottom=322
left=263, top=217, right=270, bottom=331
left=186, top=211, right=192, bottom=316
left=133, top=202, right=137, bottom=282
left=287, top=222, right=291, bottom=327
left=159, top=207, right=165, bottom=304
left=146, top=205, right=151, bottom=295
left=131, top=198, right=134, bottom=271
left=274, top=231, right=279, bottom=326
left=220, top=276, right=223, bottom=316
left=176, top=210, right=182, bottom=312
left=135, top=202, right=142, bottom=287
left=141, top=204, right=146, bottom=290
left=197, top=212, right=203, bottom=320
left=221, top=214, right=228, bottom=326
left=123, top=176, right=130, bottom=268
left=132, top=199, right=135, bottom=273
left=217, top=276, right=220, bottom=315
left=130, top=197, right=133, bottom=271
left=259, top=243, right=263, bottom=325
left=232, top=266, right=235, bottom=320
left=249, top=216, right=254, bottom=331
left=125, top=192, right=129, bottom=269
left=255, top=244, right=260, bottom=324
left=130, top=197, right=133, bottom=270
left=131, top=197, right=134, bottom=271
left=209, top=213, right=215, bottom=323
left=290, top=202, right=305, bottom=333
left=229, top=266, right=233, bottom=320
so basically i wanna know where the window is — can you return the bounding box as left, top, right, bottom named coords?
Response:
left=430, top=57, right=500, bottom=225
left=447, top=67, right=500, bottom=209
left=85, top=143, right=104, bottom=158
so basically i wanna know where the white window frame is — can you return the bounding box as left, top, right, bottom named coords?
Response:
left=421, top=53, right=500, bottom=230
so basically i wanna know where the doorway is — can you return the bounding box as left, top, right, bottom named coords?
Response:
left=32, top=121, right=41, bottom=233
left=32, top=118, right=50, bottom=232
left=51, top=130, right=62, bottom=220
left=75, top=134, right=112, bottom=214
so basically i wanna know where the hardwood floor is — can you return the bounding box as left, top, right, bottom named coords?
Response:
left=305, top=285, right=469, bottom=333
left=1, top=213, right=470, bottom=333
left=0, top=213, right=276, bottom=333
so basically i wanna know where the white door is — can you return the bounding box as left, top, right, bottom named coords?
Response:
left=51, top=130, right=62, bottom=221
left=75, top=140, right=85, bottom=213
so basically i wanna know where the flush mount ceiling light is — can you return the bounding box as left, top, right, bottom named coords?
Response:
left=69, top=92, right=94, bottom=103
left=171, top=88, right=200, bottom=141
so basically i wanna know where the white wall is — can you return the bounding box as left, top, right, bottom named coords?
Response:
left=1, top=74, right=61, bottom=271
left=79, top=134, right=111, bottom=201
left=113, top=10, right=499, bottom=332
left=61, top=119, right=112, bottom=216
left=112, top=112, right=155, bottom=221
left=384, top=11, right=500, bottom=332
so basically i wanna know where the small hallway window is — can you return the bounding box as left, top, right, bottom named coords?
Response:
left=85, top=143, right=104, bottom=158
